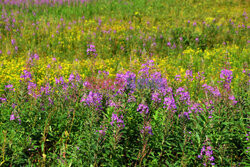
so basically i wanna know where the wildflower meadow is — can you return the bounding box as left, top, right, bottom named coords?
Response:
left=0, top=0, right=249, bottom=166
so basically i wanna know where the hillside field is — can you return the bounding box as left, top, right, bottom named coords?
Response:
left=0, top=0, right=249, bottom=166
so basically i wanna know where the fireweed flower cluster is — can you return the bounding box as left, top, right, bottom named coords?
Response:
left=198, top=143, right=215, bottom=166
left=189, top=103, right=204, bottom=114
left=220, top=69, right=233, bottom=91
left=202, top=84, right=221, bottom=97
left=10, top=111, right=21, bottom=125
left=115, top=71, right=136, bottom=94
left=55, top=77, right=65, bottom=85
left=137, top=104, right=149, bottom=115
left=110, top=113, right=125, bottom=128
left=137, top=61, right=168, bottom=91
left=176, top=87, right=191, bottom=105
left=228, top=95, right=237, bottom=105
left=20, top=70, right=32, bottom=80
left=185, top=70, right=193, bottom=81
left=80, top=91, right=102, bottom=110
left=97, top=126, right=107, bottom=136
left=28, top=53, right=39, bottom=65
left=163, top=95, right=177, bottom=111
left=175, top=75, right=182, bottom=82
left=141, top=124, right=153, bottom=135
left=5, top=84, right=15, bottom=91
left=152, top=91, right=161, bottom=103
left=87, top=44, right=97, bottom=57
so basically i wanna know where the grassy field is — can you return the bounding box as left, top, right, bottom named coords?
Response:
left=0, top=0, right=249, bottom=166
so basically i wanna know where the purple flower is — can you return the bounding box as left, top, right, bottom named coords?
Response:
left=68, top=73, right=75, bottom=82
left=176, top=87, right=190, bottom=105
left=0, top=97, right=7, bottom=102
left=199, top=143, right=214, bottom=164
left=163, top=96, right=176, bottom=111
left=175, top=75, right=182, bottom=81
left=52, top=57, right=57, bottom=62
left=97, top=126, right=107, bottom=136
left=137, top=104, right=149, bottom=114
left=220, top=69, right=233, bottom=83
left=12, top=103, right=17, bottom=109
left=185, top=70, right=193, bottom=81
left=110, top=113, right=125, bottom=128
left=209, top=156, right=214, bottom=161
left=80, top=91, right=102, bottom=110
left=10, top=114, right=15, bottom=121
left=115, top=71, right=136, bottom=93
left=229, top=95, right=237, bottom=105
left=141, top=125, right=153, bottom=135
left=11, top=39, right=15, bottom=45
left=5, top=84, right=13, bottom=88
left=87, top=44, right=97, bottom=57
left=202, top=84, right=221, bottom=97
left=152, top=92, right=161, bottom=103
left=20, top=70, right=32, bottom=80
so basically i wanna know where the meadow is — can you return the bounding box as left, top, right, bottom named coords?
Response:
left=0, top=0, right=249, bottom=166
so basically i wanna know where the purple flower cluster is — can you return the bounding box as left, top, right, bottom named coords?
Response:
left=152, top=92, right=161, bottom=103
left=55, top=76, right=65, bottom=85
left=97, top=126, right=107, bottom=136
left=137, top=104, right=149, bottom=114
left=189, top=103, right=204, bottom=114
left=220, top=69, right=233, bottom=83
left=5, top=84, right=15, bottom=91
left=28, top=81, right=37, bottom=93
left=202, top=84, right=221, bottom=97
left=0, top=97, right=7, bottom=103
left=80, top=91, right=102, bottom=109
left=175, top=75, right=182, bottom=82
left=163, top=95, right=176, bottom=111
left=220, top=69, right=233, bottom=91
left=228, top=95, right=237, bottom=105
left=87, top=44, right=97, bottom=57
left=141, top=125, right=153, bottom=135
left=40, top=83, right=52, bottom=96
left=110, top=113, right=125, bottom=128
left=185, top=70, right=193, bottom=81
left=28, top=53, right=39, bottom=64
left=176, top=87, right=191, bottom=105
left=198, top=145, right=215, bottom=166
left=10, top=112, right=21, bottom=124
left=137, top=72, right=168, bottom=91
left=246, top=132, right=250, bottom=141
left=20, top=70, right=32, bottom=80
left=115, top=71, right=136, bottom=93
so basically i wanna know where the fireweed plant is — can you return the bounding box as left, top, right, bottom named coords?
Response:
left=0, top=0, right=250, bottom=166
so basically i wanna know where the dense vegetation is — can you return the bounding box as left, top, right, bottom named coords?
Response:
left=0, top=0, right=249, bottom=166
